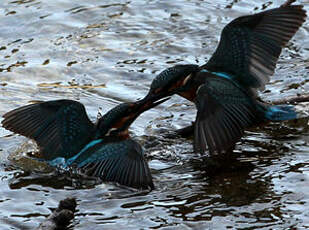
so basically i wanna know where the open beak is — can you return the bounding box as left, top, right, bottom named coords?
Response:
left=123, top=95, right=171, bottom=126
left=113, top=96, right=170, bottom=134
left=143, top=89, right=173, bottom=105
left=135, top=95, right=170, bottom=115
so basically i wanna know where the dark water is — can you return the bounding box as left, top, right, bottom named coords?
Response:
left=0, top=0, right=309, bottom=229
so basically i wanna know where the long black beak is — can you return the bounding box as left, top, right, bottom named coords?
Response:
left=141, top=89, right=173, bottom=108
left=135, top=95, right=171, bottom=115
left=110, top=96, right=170, bottom=134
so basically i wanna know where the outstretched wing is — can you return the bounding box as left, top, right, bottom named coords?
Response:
left=68, top=139, right=154, bottom=190
left=194, top=76, right=262, bottom=154
left=2, top=100, right=96, bottom=160
left=203, top=3, right=306, bottom=89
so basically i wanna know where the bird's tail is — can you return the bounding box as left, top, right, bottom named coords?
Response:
left=263, top=105, right=297, bottom=121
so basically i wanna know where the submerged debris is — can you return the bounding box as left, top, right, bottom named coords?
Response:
left=36, top=197, right=77, bottom=230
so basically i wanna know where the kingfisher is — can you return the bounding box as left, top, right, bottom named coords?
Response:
left=142, top=0, right=306, bottom=154
left=2, top=97, right=168, bottom=189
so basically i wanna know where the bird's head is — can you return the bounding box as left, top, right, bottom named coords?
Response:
left=97, top=97, right=169, bottom=139
left=143, top=64, right=200, bottom=103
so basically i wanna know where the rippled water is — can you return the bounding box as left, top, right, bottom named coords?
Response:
left=0, top=0, right=309, bottom=229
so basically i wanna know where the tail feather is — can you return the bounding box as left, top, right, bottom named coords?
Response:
left=264, top=105, right=297, bottom=121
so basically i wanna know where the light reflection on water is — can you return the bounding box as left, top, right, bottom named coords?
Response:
left=0, top=0, right=308, bottom=229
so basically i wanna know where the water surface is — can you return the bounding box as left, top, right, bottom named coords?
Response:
left=0, top=0, right=308, bottom=229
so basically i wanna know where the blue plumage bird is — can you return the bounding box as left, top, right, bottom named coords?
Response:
left=2, top=98, right=168, bottom=189
left=142, top=0, right=306, bottom=154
